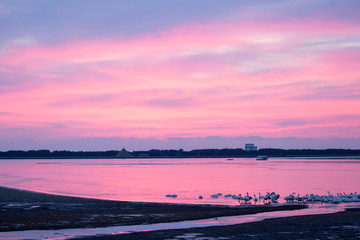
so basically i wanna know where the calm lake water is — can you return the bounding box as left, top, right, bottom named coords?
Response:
left=1, top=157, right=359, bottom=205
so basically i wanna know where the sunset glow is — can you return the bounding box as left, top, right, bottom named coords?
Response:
left=1, top=0, right=360, bottom=150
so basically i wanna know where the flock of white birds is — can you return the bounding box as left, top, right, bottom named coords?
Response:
left=165, top=191, right=360, bottom=204
left=283, top=191, right=360, bottom=204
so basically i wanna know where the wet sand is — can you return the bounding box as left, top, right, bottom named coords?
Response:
left=81, top=208, right=360, bottom=240
left=1, top=186, right=359, bottom=239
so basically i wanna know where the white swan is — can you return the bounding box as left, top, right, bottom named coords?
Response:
left=284, top=192, right=295, bottom=202
left=244, top=192, right=252, bottom=203
left=237, top=194, right=247, bottom=203
left=295, top=194, right=305, bottom=203
left=211, top=193, right=222, bottom=198
left=270, top=192, right=280, bottom=203
left=165, top=194, right=177, bottom=198
left=327, top=191, right=334, bottom=198
left=253, top=194, right=258, bottom=204
left=237, top=193, right=252, bottom=204
left=263, top=192, right=271, bottom=203
left=259, top=192, right=265, bottom=203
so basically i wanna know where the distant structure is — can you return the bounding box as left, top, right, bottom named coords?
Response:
left=115, top=148, right=133, bottom=158
left=245, top=143, right=257, bottom=151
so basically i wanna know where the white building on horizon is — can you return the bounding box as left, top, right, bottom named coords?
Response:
left=245, top=143, right=257, bottom=151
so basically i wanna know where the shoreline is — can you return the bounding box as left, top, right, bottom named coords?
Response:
left=0, top=186, right=305, bottom=232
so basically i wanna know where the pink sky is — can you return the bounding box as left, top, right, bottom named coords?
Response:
left=0, top=1, right=360, bottom=150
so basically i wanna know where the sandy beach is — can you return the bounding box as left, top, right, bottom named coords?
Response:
left=1, top=186, right=359, bottom=239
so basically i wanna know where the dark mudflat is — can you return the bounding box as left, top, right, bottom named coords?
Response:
left=76, top=208, right=360, bottom=240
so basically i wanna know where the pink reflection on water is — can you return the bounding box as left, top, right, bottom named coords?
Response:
left=0, top=158, right=360, bottom=205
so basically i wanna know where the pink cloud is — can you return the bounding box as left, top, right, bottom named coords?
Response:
left=1, top=17, right=360, bottom=141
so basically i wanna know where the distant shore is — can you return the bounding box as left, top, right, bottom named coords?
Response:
left=1, top=148, right=359, bottom=159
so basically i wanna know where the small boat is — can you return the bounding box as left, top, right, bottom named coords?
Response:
left=227, top=158, right=234, bottom=161
left=256, top=155, right=268, bottom=160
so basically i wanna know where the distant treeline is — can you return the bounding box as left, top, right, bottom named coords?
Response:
left=132, top=148, right=360, bottom=157
left=0, top=148, right=359, bottom=159
left=0, top=150, right=119, bottom=158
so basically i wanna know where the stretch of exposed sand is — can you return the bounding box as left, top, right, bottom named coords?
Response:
left=1, top=186, right=359, bottom=239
